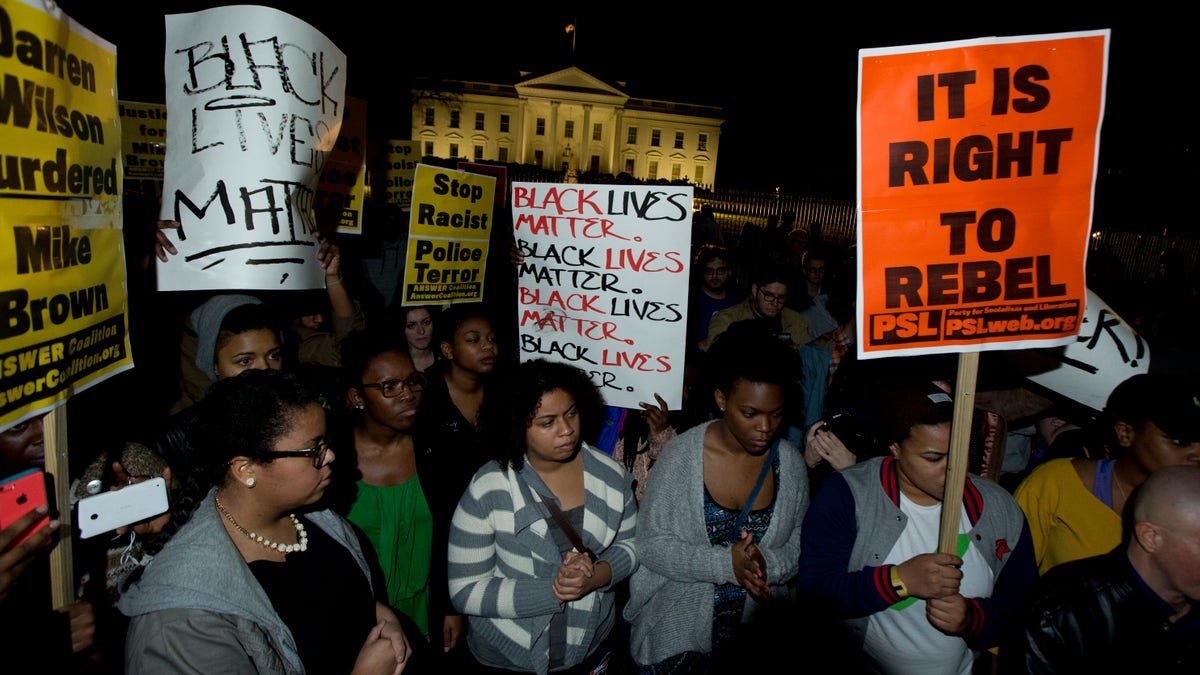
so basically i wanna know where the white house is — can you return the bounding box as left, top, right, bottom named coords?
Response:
left=411, top=67, right=724, bottom=186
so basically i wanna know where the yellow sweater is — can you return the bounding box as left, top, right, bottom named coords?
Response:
left=1013, top=457, right=1121, bottom=575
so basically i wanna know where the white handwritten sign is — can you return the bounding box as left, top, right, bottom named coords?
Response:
left=1022, top=288, right=1150, bottom=411
left=156, top=5, right=346, bottom=291
left=512, top=183, right=692, bottom=410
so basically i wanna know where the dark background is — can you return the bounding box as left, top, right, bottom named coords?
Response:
left=55, top=2, right=1193, bottom=229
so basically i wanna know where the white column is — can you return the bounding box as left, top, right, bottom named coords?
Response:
left=549, top=101, right=560, bottom=170
left=515, top=98, right=527, bottom=165
left=581, top=104, right=592, bottom=172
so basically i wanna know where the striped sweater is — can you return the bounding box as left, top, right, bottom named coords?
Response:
left=448, top=443, right=638, bottom=674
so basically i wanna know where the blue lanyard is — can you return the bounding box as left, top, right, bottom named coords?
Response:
left=731, top=438, right=779, bottom=540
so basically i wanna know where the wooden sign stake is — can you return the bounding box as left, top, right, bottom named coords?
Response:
left=938, top=351, right=978, bottom=554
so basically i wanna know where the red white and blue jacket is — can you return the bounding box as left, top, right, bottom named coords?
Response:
left=796, top=455, right=1037, bottom=651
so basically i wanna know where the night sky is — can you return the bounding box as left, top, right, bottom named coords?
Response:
left=54, top=2, right=1192, bottom=228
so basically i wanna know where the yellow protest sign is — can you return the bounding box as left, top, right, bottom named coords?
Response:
left=403, top=164, right=494, bottom=305
left=118, top=100, right=166, bottom=181
left=379, top=139, right=419, bottom=211
left=1, top=0, right=130, bottom=431
left=319, top=95, right=367, bottom=235
left=1, top=0, right=121, bottom=198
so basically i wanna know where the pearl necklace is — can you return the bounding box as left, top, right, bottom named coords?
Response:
left=214, top=494, right=308, bottom=554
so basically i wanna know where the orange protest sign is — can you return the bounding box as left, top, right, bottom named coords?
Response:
left=858, top=30, right=1109, bottom=358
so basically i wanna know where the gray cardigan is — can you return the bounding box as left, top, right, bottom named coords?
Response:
left=118, top=487, right=374, bottom=674
left=623, top=421, right=809, bottom=665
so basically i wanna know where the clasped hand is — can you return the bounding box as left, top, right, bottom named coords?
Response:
left=732, top=529, right=770, bottom=602
left=553, top=550, right=596, bottom=603
left=352, top=603, right=410, bottom=675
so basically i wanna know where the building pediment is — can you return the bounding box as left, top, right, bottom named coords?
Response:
left=515, top=67, right=628, bottom=103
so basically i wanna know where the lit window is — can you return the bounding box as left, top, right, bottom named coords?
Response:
left=694, top=166, right=705, bottom=184
left=624, top=158, right=635, bottom=174
left=648, top=160, right=658, bottom=179
left=671, top=163, right=682, bottom=180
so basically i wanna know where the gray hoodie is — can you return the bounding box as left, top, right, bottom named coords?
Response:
left=118, top=487, right=374, bottom=673
left=191, top=294, right=264, bottom=381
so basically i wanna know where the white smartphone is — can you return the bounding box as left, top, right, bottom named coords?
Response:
left=76, top=477, right=169, bottom=539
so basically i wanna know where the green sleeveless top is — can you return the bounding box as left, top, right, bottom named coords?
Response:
left=346, top=475, right=434, bottom=636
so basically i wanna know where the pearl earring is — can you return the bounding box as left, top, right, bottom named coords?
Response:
left=356, top=404, right=364, bottom=410
left=246, top=477, right=256, bottom=488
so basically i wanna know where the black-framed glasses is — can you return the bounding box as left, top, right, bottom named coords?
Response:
left=264, top=437, right=330, bottom=468
left=758, top=289, right=788, bottom=304
left=360, top=373, right=426, bottom=398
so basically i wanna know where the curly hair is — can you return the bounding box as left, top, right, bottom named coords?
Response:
left=502, top=359, right=606, bottom=471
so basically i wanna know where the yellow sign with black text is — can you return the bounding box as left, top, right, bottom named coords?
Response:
left=1, top=0, right=130, bottom=431
left=402, top=164, right=494, bottom=305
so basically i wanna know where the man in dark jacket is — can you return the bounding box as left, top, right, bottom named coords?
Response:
left=1000, top=464, right=1200, bottom=673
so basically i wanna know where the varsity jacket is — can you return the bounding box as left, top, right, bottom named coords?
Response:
left=999, top=547, right=1199, bottom=674
left=796, top=455, right=1037, bottom=651
left=447, top=444, right=638, bottom=675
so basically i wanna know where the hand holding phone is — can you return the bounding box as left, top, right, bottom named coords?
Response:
left=0, top=469, right=51, bottom=549
left=77, top=477, right=169, bottom=539
left=1, top=504, right=57, bottom=602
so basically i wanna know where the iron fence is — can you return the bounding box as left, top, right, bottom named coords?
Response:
left=500, top=166, right=1196, bottom=293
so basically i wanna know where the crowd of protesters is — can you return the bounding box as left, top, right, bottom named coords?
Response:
left=2, top=201, right=1198, bottom=675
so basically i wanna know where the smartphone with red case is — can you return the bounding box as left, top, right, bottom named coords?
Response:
left=0, top=468, right=50, bottom=548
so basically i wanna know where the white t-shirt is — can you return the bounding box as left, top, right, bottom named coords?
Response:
left=861, top=493, right=995, bottom=675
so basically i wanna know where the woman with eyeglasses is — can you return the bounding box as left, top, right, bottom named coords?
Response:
left=325, top=328, right=465, bottom=662
left=119, top=368, right=415, bottom=674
